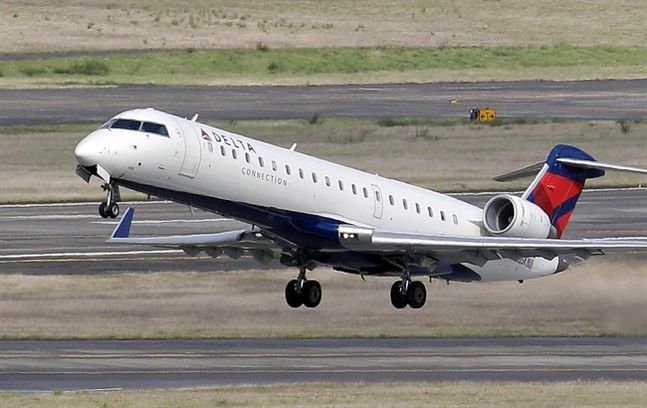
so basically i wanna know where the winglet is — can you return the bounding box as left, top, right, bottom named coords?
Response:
left=111, top=207, right=135, bottom=239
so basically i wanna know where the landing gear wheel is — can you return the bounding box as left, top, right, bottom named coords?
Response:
left=406, top=281, right=426, bottom=309
left=98, top=202, right=108, bottom=218
left=107, top=202, right=120, bottom=218
left=390, top=281, right=407, bottom=309
left=285, top=279, right=303, bottom=308
left=302, top=280, right=322, bottom=308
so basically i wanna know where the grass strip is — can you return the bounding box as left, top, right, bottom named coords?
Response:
left=1, top=381, right=646, bottom=407
left=1, top=44, right=646, bottom=86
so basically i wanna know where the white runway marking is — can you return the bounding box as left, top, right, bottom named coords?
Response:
left=0, top=200, right=171, bottom=208
left=0, top=250, right=182, bottom=260
left=92, top=218, right=234, bottom=225
left=1, top=215, right=98, bottom=220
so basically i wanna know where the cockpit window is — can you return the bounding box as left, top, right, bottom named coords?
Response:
left=142, top=122, right=169, bottom=136
left=100, top=119, right=116, bottom=129
left=111, top=119, right=141, bottom=131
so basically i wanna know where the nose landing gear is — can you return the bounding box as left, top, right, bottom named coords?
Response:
left=99, top=182, right=121, bottom=219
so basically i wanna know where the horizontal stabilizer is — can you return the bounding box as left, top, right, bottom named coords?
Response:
left=556, top=158, right=647, bottom=175
left=493, top=161, right=545, bottom=182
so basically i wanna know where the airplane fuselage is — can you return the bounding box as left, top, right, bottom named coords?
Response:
left=75, top=109, right=561, bottom=282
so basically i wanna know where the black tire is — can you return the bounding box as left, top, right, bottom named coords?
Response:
left=406, top=281, right=426, bottom=309
left=98, top=202, right=108, bottom=218
left=285, top=279, right=303, bottom=308
left=108, top=202, right=120, bottom=218
left=302, top=280, right=322, bottom=308
left=390, top=281, right=407, bottom=309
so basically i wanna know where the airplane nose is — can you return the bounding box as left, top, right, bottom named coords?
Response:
left=74, top=137, right=101, bottom=166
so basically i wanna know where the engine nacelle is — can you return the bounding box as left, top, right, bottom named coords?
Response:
left=483, top=194, right=552, bottom=239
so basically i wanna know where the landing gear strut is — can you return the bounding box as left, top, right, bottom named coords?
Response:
left=285, top=265, right=322, bottom=308
left=390, top=269, right=427, bottom=309
left=99, top=182, right=120, bottom=219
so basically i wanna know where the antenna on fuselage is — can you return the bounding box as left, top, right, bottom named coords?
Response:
left=190, top=113, right=199, bottom=122
left=290, top=143, right=298, bottom=151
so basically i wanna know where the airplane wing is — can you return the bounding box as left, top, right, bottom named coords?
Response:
left=338, top=225, right=647, bottom=266
left=107, top=208, right=281, bottom=260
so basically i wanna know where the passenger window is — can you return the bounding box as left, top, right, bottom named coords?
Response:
left=453, top=214, right=459, bottom=225
left=375, top=191, right=381, bottom=201
left=415, top=203, right=420, bottom=214
left=259, top=157, right=264, bottom=167
left=285, top=165, right=291, bottom=175
left=111, top=119, right=141, bottom=131
left=245, top=152, right=250, bottom=163
left=220, top=146, right=226, bottom=156
left=352, top=184, right=357, bottom=195
left=440, top=211, right=446, bottom=221
left=403, top=199, right=408, bottom=210
left=325, top=176, right=331, bottom=187
left=363, top=187, right=368, bottom=198
left=299, top=168, right=304, bottom=179
left=389, top=195, right=394, bottom=206
left=272, top=160, right=277, bottom=171
left=142, top=122, right=169, bottom=136
left=207, top=142, right=213, bottom=153
left=312, top=172, right=318, bottom=183
left=231, top=149, right=237, bottom=159
left=338, top=180, right=344, bottom=191
left=427, top=206, right=433, bottom=218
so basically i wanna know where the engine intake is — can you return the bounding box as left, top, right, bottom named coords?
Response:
left=483, top=194, right=552, bottom=239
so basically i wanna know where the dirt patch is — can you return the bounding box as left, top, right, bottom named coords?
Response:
left=1, top=256, right=645, bottom=339
left=2, top=1, right=647, bottom=53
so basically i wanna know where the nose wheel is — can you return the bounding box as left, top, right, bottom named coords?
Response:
left=99, top=182, right=121, bottom=219
left=99, top=201, right=120, bottom=219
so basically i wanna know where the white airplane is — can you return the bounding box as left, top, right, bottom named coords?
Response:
left=74, top=108, right=647, bottom=309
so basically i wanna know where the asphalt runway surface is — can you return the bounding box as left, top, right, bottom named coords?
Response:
left=1, top=337, right=646, bottom=391
left=1, top=188, right=646, bottom=275
left=1, top=79, right=647, bottom=126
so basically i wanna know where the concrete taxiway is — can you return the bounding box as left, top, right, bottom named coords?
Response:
left=1, top=188, right=646, bottom=275
left=1, top=79, right=646, bottom=126
left=1, top=337, right=646, bottom=391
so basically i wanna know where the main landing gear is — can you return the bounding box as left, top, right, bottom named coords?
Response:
left=98, top=182, right=120, bottom=219
left=285, top=266, right=322, bottom=308
left=390, top=270, right=427, bottom=309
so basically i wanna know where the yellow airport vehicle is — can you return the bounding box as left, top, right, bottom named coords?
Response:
left=469, top=107, right=496, bottom=122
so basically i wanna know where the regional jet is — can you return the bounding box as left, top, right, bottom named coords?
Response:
left=74, top=108, right=647, bottom=309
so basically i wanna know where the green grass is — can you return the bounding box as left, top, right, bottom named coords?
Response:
left=1, top=44, right=646, bottom=87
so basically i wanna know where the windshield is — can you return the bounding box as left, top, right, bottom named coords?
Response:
left=102, top=119, right=169, bottom=137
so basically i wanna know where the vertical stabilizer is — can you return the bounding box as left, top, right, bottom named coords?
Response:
left=522, top=145, right=604, bottom=237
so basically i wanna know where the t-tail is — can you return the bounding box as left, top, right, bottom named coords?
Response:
left=494, top=144, right=647, bottom=238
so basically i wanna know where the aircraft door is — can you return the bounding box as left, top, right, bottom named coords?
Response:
left=174, top=118, right=202, bottom=178
left=371, top=184, right=383, bottom=219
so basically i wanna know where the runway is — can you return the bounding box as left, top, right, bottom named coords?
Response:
left=1, top=79, right=647, bottom=126
left=1, top=188, right=646, bottom=275
left=1, top=336, right=646, bottom=391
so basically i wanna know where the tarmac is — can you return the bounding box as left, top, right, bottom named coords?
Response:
left=1, top=79, right=647, bottom=126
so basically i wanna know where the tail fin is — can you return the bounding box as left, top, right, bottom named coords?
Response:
left=522, top=145, right=603, bottom=237
left=495, top=144, right=647, bottom=238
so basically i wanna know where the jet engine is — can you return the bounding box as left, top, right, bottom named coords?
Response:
left=483, top=194, right=552, bottom=239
